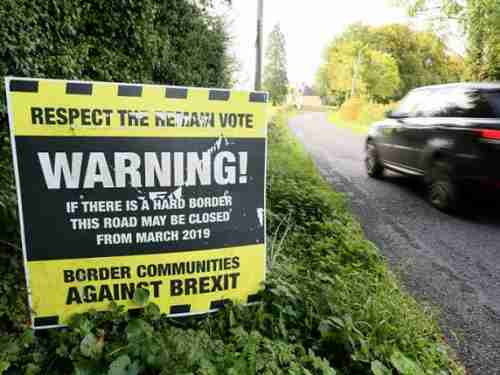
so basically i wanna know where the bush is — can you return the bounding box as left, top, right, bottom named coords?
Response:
left=338, top=97, right=364, bottom=122
left=338, top=97, right=395, bottom=124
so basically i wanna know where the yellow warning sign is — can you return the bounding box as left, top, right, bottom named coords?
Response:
left=6, top=77, right=269, bottom=329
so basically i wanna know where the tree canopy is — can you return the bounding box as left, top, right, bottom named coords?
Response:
left=263, top=24, right=289, bottom=105
left=317, top=23, right=464, bottom=104
left=396, top=0, right=500, bottom=81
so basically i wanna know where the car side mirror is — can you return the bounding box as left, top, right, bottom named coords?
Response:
left=385, top=109, right=394, bottom=118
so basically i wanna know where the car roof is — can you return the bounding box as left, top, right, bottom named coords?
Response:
left=414, top=82, right=500, bottom=92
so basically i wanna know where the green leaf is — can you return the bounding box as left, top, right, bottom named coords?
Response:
left=56, top=343, right=69, bottom=358
left=390, top=351, right=423, bottom=375
left=80, top=333, right=103, bottom=359
left=132, top=288, right=149, bottom=306
left=126, top=319, right=153, bottom=341
left=25, top=363, right=41, bottom=375
left=0, top=361, right=10, bottom=374
left=371, top=360, right=391, bottom=375
left=20, top=330, right=35, bottom=347
left=108, top=355, right=131, bottom=375
left=74, top=360, right=102, bottom=375
left=144, top=302, right=161, bottom=320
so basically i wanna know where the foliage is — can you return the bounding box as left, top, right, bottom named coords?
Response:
left=319, top=22, right=464, bottom=105
left=0, top=109, right=465, bottom=374
left=314, top=65, right=332, bottom=105
left=360, top=49, right=401, bottom=102
left=326, top=40, right=400, bottom=102
left=263, top=24, right=289, bottom=105
left=325, top=41, right=362, bottom=99
left=397, top=0, right=500, bottom=80
left=328, top=98, right=397, bottom=134
left=0, top=0, right=234, bottom=123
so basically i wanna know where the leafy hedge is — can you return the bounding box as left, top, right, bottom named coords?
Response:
left=0, top=0, right=233, bottom=129
left=0, top=110, right=464, bottom=374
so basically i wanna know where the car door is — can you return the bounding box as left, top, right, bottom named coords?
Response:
left=398, top=88, right=454, bottom=171
left=396, top=117, right=433, bottom=172
left=395, top=89, right=439, bottom=171
left=382, top=90, right=427, bottom=168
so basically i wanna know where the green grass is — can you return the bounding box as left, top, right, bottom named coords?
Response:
left=266, top=109, right=464, bottom=374
left=0, top=109, right=464, bottom=374
left=327, top=111, right=373, bottom=134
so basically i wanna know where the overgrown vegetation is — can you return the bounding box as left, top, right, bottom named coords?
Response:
left=1, top=109, right=464, bottom=374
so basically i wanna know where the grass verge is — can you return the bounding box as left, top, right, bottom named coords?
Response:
left=0, top=109, right=464, bottom=374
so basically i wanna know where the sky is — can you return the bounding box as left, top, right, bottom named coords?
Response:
left=223, top=0, right=464, bottom=90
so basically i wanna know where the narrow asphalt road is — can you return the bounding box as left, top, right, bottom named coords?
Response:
left=289, top=112, right=500, bottom=375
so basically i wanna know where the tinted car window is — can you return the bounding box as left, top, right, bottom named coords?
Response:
left=428, top=88, right=500, bottom=118
left=393, top=90, right=429, bottom=117
left=417, top=89, right=447, bottom=117
left=483, top=90, right=500, bottom=117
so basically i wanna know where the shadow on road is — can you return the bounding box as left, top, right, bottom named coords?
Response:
left=381, top=171, right=500, bottom=224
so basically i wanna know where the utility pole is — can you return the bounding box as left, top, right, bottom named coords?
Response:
left=255, top=0, right=264, bottom=90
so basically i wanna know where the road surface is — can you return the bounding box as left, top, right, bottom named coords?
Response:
left=289, top=112, right=500, bottom=375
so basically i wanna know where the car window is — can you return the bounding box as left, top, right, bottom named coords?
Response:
left=417, top=89, right=447, bottom=117
left=395, top=88, right=500, bottom=119
left=435, top=88, right=497, bottom=118
left=483, top=91, right=500, bottom=117
left=393, top=90, right=428, bottom=117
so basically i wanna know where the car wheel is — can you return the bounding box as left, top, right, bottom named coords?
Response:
left=365, top=141, right=384, bottom=178
left=427, top=159, right=459, bottom=212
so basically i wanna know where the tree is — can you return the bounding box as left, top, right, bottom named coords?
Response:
left=326, top=40, right=360, bottom=97
left=314, top=64, right=341, bottom=106
left=325, top=40, right=400, bottom=103
left=263, top=24, right=289, bottom=105
left=396, top=0, right=500, bottom=80
left=361, top=49, right=401, bottom=102
left=318, top=22, right=464, bottom=104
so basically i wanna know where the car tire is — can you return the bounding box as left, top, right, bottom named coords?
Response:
left=365, top=141, right=384, bottom=178
left=427, top=159, right=459, bottom=212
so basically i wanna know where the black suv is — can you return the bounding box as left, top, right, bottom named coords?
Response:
left=365, top=83, right=500, bottom=211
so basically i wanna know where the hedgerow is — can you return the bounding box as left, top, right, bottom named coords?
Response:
left=0, top=109, right=464, bottom=374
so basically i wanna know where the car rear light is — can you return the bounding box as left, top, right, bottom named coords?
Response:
left=478, top=129, right=500, bottom=140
